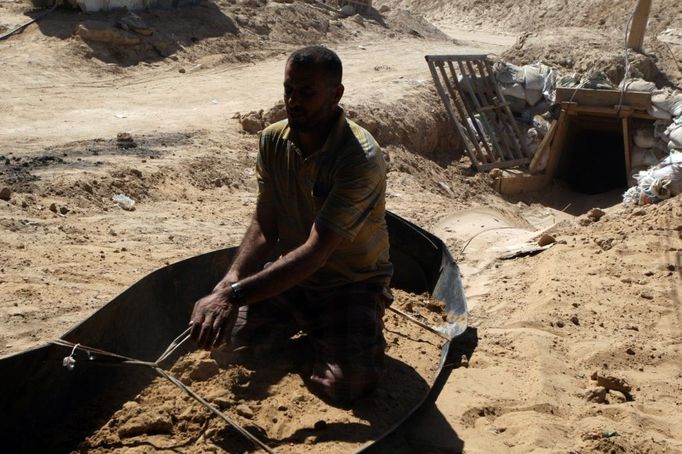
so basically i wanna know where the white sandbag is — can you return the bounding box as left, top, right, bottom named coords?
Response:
left=648, top=105, right=673, bottom=120
left=654, top=119, right=673, bottom=139
left=634, top=128, right=656, bottom=148
left=667, top=124, right=682, bottom=149
left=494, top=62, right=524, bottom=84
left=619, top=78, right=656, bottom=92
left=649, top=151, right=682, bottom=195
left=500, top=82, right=526, bottom=100
left=523, top=64, right=546, bottom=90
left=631, top=146, right=659, bottom=168
left=652, top=89, right=682, bottom=117
left=525, top=88, right=544, bottom=106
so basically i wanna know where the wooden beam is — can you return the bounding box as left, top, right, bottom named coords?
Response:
left=622, top=117, right=632, bottom=184
left=555, top=88, right=651, bottom=110
left=529, top=120, right=558, bottom=174
left=627, top=0, right=653, bottom=51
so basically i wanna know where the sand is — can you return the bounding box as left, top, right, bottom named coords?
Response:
left=78, top=290, right=446, bottom=453
left=1, top=0, right=681, bottom=452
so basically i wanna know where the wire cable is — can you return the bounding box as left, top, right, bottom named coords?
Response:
left=0, top=4, right=58, bottom=42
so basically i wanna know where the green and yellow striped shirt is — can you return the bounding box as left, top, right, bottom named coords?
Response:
left=256, top=110, right=393, bottom=289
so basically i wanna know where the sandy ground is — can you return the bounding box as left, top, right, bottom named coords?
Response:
left=1, top=0, right=681, bottom=453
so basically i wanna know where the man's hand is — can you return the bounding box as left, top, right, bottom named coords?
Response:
left=189, top=291, right=238, bottom=350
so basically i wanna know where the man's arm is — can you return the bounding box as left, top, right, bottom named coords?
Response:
left=223, top=220, right=343, bottom=305
left=220, top=200, right=278, bottom=285
left=190, top=207, right=344, bottom=349
left=189, top=200, right=278, bottom=349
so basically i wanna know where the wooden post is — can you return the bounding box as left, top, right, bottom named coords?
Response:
left=627, top=0, right=653, bottom=51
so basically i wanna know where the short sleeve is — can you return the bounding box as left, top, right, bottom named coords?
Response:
left=256, top=133, right=274, bottom=210
left=316, top=148, right=385, bottom=241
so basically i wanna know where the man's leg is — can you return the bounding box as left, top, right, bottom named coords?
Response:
left=298, top=284, right=392, bottom=403
left=228, top=286, right=302, bottom=356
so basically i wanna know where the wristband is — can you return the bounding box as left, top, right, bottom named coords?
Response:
left=230, top=282, right=246, bottom=305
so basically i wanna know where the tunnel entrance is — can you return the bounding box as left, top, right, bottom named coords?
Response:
left=556, top=115, right=627, bottom=195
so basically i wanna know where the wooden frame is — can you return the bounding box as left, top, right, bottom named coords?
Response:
left=426, top=54, right=531, bottom=171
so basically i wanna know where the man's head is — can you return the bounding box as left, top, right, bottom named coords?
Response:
left=284, top=46, right=344, bottom=133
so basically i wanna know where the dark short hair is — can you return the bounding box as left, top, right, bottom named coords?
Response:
left=287, top=46, right=343, bottom=85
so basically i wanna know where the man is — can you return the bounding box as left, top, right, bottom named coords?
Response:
left=189, top=46, right=393, bottom=403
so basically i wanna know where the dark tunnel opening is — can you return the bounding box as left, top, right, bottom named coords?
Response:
left=557, top=116, right=627, bottom=195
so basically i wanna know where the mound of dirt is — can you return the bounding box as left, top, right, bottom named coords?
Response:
left=378, top=0, right=682, bottom=86
left=0, top=0, right=450, bottom=70
left=79, top=289, right=447, bottom=453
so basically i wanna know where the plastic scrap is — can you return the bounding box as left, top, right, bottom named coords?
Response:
left=112, top=194, right=136, bottom=211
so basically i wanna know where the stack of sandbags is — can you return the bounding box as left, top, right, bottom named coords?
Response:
left=648, top=88, right=682, bottom=120
left=664, top=119, right=682, bottom=153
left=619, top=77, right=657, bottom=93
left=631, top=126, right=660, bottom=173
left=494, top=62, right=555, bottom=114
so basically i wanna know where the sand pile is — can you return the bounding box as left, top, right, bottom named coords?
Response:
left=78, top=290, right=447, bottom=453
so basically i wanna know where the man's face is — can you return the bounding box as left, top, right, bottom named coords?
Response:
left=284, top=62, right=343, bottom=133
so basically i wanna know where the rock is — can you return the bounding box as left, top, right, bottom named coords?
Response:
left=578, top=217, right=592, bottom=226
left=586, top=208, right=606, bottom=222
left=117, top=412, right=172, bottom=438
left=0, top=187, right=11, bottom=201
left=78, top=21, right=141, bottom=46
left=59, top=206, right=69, bottom=215
left=21, top=200, right=28, bottom=208
left=584, top=386, right=607, bottom=403
left=117, top=132, right=137, bottom=149
left=590, top=371, right=632, bottom=396
left=188, top=359, right=219, bottom=381
left=235, top=404, right=254, bottom=419
left=117, top=12, right=153, bottom=36
left=49, top=203, right=58, bottom=213
left=263, top=101, right=287, bottom=125
left=626, top=347, right=635, bottom=355
left=379, top=5, right=390, bottom=13
left=277, top=405, right=287, bottom=411
left=640, top=290, right=654, bottom=300
left=570, top=315, right=580, bottom=325
left=537, top=233, right=556, bottom=247
left=340, top=5, right=356, bottom=16
left=240, top=111, right=265, bottom=134
left=556, top=320, right=565, bottom=328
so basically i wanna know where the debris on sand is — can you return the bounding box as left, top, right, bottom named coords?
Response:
left=116, top=132, right=137, bottom=149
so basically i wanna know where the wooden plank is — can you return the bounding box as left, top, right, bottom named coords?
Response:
left=564, top=102, right=635, bottom=118
left=475, top=59, right=526, bottom=160
left=484, top=59, right=531, bottom=159
left=426, top=60, right=488, bottom=167
left=426, top=54, right=488, bottom=62
left=474, top=60, right=528, bottom=158
left=528, top=120, right=558, bottom=174
left=476, top=103, right=511, bottom=112
left=627, top=0, right=652, bottom=51
left=455, top=60, right=509, bottom=161
left=543, top=109, right=570, bottom=179
left=622, top=117, right=632, bottom=182
left=443, top=62, right=496, bottom=163
left=477, top=158, right=531, bottom=171
left=555, top=87, right=651, bottom=110
left=464, top=59, right=519, bottom=160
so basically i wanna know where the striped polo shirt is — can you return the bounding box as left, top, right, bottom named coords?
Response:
left=256, top=109, right=393, bottom=289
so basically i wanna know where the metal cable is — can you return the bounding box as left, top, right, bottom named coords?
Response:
left=51, top=335, right=275, bottom=453
left=0, top=4, right=58, bottom=42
